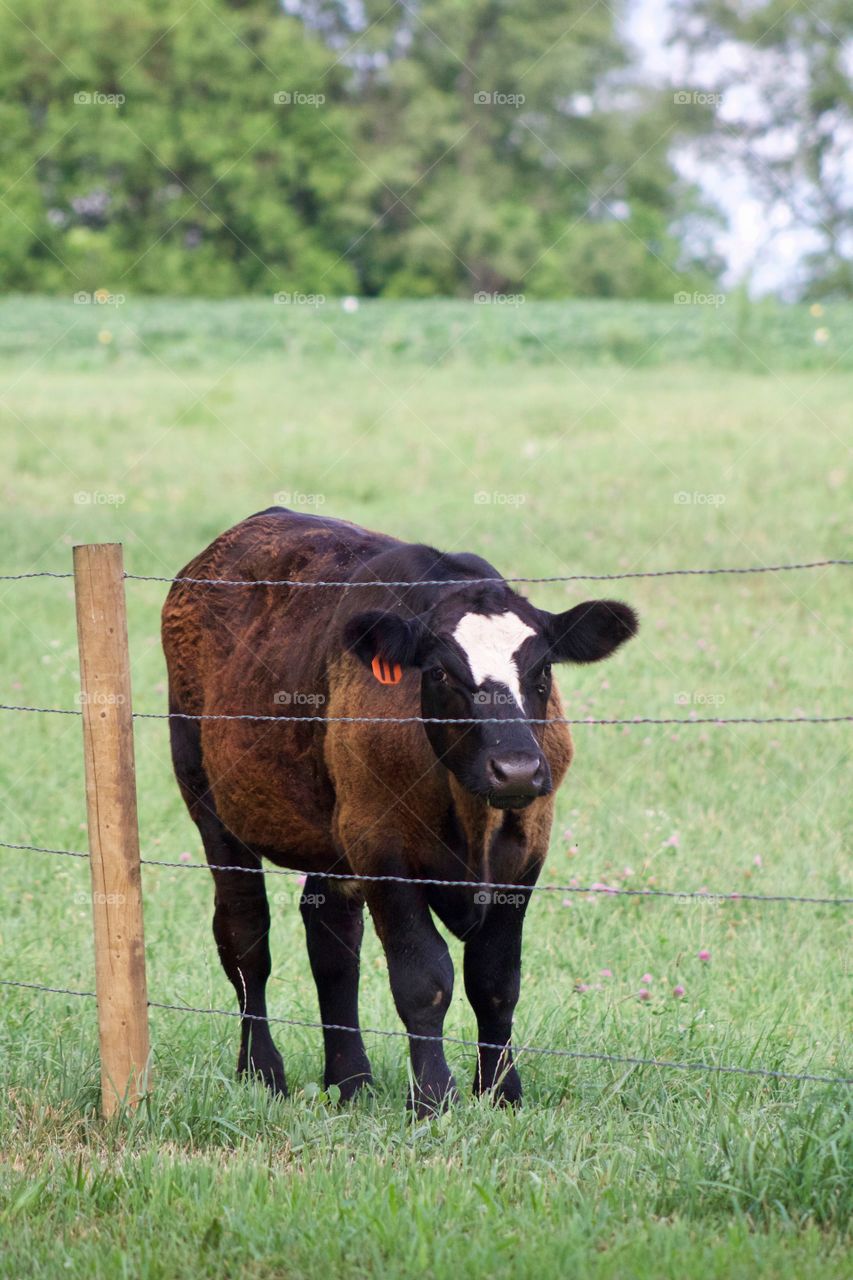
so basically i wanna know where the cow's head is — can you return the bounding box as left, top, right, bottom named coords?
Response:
left=343, top=589, right=638, bottom=810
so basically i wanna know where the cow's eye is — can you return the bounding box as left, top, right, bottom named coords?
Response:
left=535, top=664, right=551, bottom=695
left=429, top=666, right=447, bottom=683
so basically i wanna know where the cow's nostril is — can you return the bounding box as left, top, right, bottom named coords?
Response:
left=488, top=757, right=507, bottom=784
left=487, top=753, right=544, bottom=791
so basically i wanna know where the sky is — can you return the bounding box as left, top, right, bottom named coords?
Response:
left=623, top=0, right=831, bottom=296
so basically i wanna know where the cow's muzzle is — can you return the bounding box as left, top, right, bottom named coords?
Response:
left=485, top=752, right=550, bottom=809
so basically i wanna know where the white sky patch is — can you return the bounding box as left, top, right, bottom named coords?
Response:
left=621, top=0, right=843, bottom=296
left=452, top=611, right=536, bottom=708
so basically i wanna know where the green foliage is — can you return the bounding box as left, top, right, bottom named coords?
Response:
left=0, top=0, right=710, bottom=298
left=0, top=0, right=365, bottom=296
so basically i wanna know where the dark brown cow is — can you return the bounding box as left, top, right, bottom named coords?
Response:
left=162, top=508, right=638, bottom=1112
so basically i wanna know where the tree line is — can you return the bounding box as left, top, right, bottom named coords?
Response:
left=0, top=0, right=847, bottom=299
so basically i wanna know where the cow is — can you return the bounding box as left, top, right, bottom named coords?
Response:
left=161, top=508, right=638, bottom=1113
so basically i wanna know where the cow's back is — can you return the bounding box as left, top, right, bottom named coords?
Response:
left=162, top=507, right=395, bottom=706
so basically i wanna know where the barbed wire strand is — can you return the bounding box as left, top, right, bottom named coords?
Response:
left=2, top=559, right=850, bottom=586
left=1, top=979, right=848, bottom=1085
left=2, top=703, right=849, bottom=725
left=148, top=1000, right=853, bottom=1085
left=140, top=855, right=853, bottom=906
left=1, top=837, right=848, bottom=905
left=0, top=839, right=89, bottom=859
left=136, top=711, right=853, bottom=726
left=125, top=559, right=853, bottom=587
left=0, top=978, right=97, bottom=999
left=0, top=571, right=74, bottom=581
left=0, top=703, right=82, bottom=717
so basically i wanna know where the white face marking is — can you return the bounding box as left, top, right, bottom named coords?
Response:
left=452, top=611, right=536, bottom=708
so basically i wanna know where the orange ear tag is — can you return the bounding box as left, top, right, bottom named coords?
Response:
left=371, top=654, right=403, bottom=685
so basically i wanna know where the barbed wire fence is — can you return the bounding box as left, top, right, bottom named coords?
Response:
left=2, top=702, right=850, bottom=725
left=1, top=556, right=850, bottom=584
left=1, top=839, right=850, bottom=906
left=1, top=978, right=849, bottom=1086
left=1, top=547, right=851, bottom=1112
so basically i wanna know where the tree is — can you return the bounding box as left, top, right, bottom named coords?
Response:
left=670, top=0, right=853, bottom=298
left=335, top=0, right=701, bottom=297
left=0, top=0, right=367, bottom=295
left=0, top=0, right=714, bottom=297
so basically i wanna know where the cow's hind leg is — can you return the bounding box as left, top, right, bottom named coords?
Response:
left=169, top=711, right=286, bottom=1095
left=210, top=845, right=286, bottom=1095
left=300, top=876, right=372, bottom=1100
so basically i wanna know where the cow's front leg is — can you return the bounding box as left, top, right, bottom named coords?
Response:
left=463, top=885, right=533, bottom=1105
left=365, top=879, right=457, bottom=1115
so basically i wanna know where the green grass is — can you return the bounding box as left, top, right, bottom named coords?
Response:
left=0, top=298, right=850, bottom=1278
left=0, top=293, right=851, bottom=369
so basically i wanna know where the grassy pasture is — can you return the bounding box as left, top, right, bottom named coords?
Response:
left=0, top=299, right=850, bottom=1278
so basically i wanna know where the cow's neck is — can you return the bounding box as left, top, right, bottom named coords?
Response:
left=447, top=776, right=508, bottom=883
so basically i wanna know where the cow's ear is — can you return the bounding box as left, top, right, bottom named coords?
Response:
left=342, top=610, right=430, bottom=669
left=545, top=600, right=638, bottom=664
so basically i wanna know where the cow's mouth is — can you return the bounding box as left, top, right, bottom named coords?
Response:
left=487, top=792, right=537, bottom=811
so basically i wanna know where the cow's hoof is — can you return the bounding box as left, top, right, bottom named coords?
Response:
left=327, top=1069, right=374, bottom=1103
left=324, top=1049, right=373, bottom=1102
left=238, top=1051, right=288, bottom=1097
left=473, top=1066, right=522, bottom=1107
left=408, top=1075, right=458, bottom=1118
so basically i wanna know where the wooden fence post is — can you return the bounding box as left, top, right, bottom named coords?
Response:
left=73, top=542, right=150, bottom=1116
